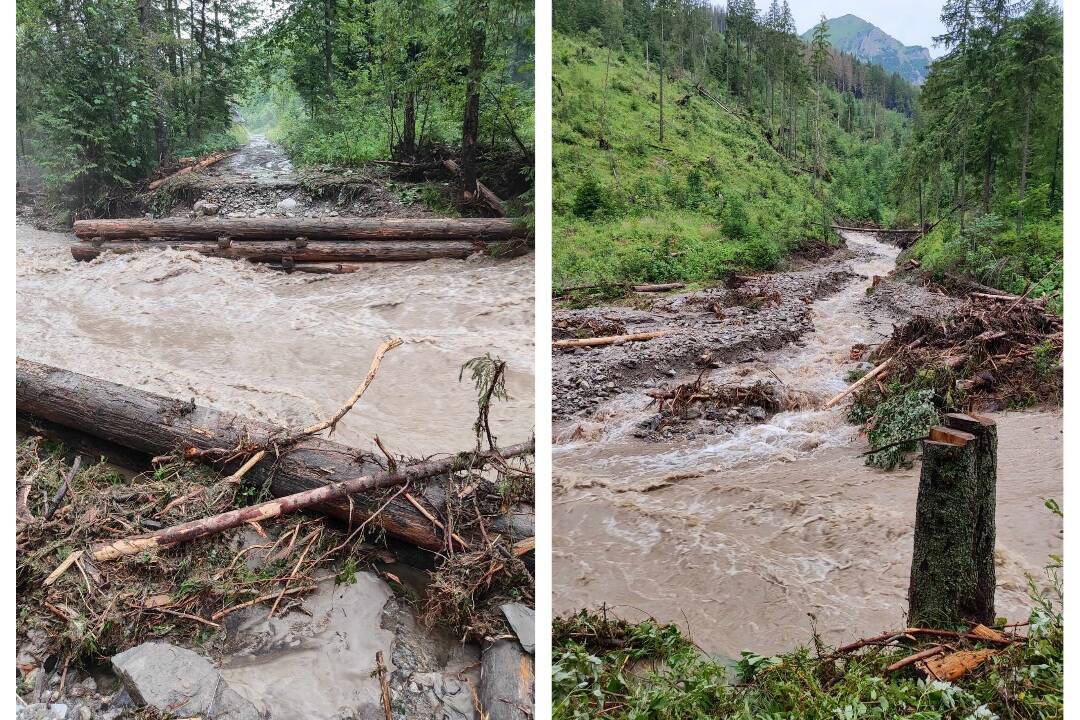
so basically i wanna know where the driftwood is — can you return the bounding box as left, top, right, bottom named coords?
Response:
left=822, top=358, right=893, bottom=409
left=73, top=217, right=528, bottom=242
left=442, top=159, right=506, bottom=216
left=88, top=440, right=533, bottom=562
left=148, top=150, right=236, bottom=191
left=16, top=359, right=535, bottom=551
left=632, top=282, right=685, bottom=292
left=71, top=239, right=528, bottom=264
left=552, top=330, right=668, bottom=349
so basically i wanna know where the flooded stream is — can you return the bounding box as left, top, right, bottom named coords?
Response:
left=553, top=232, right=1063, bottom=656
left=16, top=223, right=534, bottom=456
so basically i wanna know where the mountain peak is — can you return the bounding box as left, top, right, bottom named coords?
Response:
left=801, top=14, right=930, bottom=85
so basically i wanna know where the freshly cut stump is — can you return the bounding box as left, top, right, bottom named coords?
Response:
left=907, top=426, right=994, bottom=627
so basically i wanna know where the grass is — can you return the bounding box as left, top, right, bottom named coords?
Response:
left=905, top=211, right=1063, bottom=314
left=553, top=35, right=828, bottom=289
left=554, top=555, right=1062, bottom=719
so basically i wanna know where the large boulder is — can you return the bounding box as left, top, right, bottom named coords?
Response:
left=111, top=643, right=263, bottom=720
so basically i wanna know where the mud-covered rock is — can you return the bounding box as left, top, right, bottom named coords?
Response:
left=112, top=642, right=263, bottom=720
left=500, top=603, right=535, bottom=654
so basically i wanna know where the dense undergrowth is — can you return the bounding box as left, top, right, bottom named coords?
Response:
left=554, top=558, right=1062, bottom=720
left=552, top=33, right=907, bottom=291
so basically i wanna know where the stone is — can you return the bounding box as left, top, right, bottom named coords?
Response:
left=193, top=200, right=220, bottom=216
left=276, top=197, right=299, bottom=211
left=111, top=643, right=263, bottom=720
left=16, top=703, right=68, bottom=719
left=746, top=405, right=767, bottom=422
left=499, top=603, right=535, bottom=655
left=410, top=673, right=476, bottom=720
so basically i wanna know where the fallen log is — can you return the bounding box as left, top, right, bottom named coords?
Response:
left=73, top=217, right=529, bottom=242
left=89, top=439, right=533, bottom=562
left=16, top=359, right=535, bottom=551
left=632, top=282, right=685, bottom=292
left=71, top=239, right=529, bottom=264
left=552, top=330, right=668, bottom=349
left=148, top=150, right=236, bottom=191
left=442, top=159, right=506, bottom=217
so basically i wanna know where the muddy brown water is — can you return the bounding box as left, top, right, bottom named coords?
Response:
left=553, top=231, right=1062, bottom=657
left=17, top=224, right=534, bottom=455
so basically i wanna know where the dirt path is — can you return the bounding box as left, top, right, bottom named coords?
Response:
left=552, top=232, right=1062, bottom=657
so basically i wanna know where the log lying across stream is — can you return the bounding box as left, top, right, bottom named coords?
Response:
left=71, top=239, right=530, bottom=263
left=16, top=359, right=534, bottom=552
left=73, top=216, right=528, bottom=242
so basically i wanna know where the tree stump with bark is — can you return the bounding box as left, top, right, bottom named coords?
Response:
left=907, top=423, right=997, bottom=627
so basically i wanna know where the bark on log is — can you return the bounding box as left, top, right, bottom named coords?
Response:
left=16, top=359, right=534, bottom=551
left=943, top=412, right=997, bottom=622
left=73, top=217, right=527, bottom=242
left=148, top=150, right=236, bottom=191
left=71, top=239, right=529, bottom=264
left=908, top=426, right=991, bottom=627
left=442, top=159, right=506, bottom=217
left=479, top=639, right=534, bottom=720
left=552, top=330, right=668, bottom=349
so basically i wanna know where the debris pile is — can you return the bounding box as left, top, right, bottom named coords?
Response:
left=552, top=315, right=626, bottom=341
left=868, top=293, right=1063, bottom=410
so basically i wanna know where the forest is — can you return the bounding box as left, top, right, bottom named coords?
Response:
left=15, top=0, right=535, bottom=220
left=552, top=0, right=1062, bottom=305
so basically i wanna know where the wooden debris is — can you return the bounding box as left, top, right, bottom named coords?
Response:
left=376, top=650, right=394, bottom=720
left=823, top=358, right=893, bottom=409
left=72, top=216, right=528, bottom=242
left=552, top=330, right=667, bottom=349
left=148, top=150, right=236, bottom=190
left=442, top=158, right=506, bottom=216
left=632, top=282, right=685, bottom=292
left=923, top=648, right=998, bottom=681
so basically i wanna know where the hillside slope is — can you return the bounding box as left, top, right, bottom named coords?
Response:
left=802, top=14, right=931, bottom=85
left=553, top=34, right=826, bottom=289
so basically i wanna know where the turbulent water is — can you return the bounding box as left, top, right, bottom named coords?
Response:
left=16, top=223, right=534, bottom=455
left=553, top=232, right=1063, bottom=656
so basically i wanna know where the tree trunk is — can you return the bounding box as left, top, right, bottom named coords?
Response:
left=981, top=147, right=994, bottom=214
left=401, top=91, right=417, bottom=156
left=72, top=239, right=528, bottom=264
left=461, top=1, right=487, bottom=202
left=658, top=12, right=665, bottom=144
left=943, top=413, right=997, bottom=623
left=72, top=216, right=528, bottom=241
left=908, top=425, right=995, bottom=627
left=1017, top=90, right=1032, bottom=238
left=15, top=359, right=534, bottom=551
left=323, top=0, right=334, bottom=101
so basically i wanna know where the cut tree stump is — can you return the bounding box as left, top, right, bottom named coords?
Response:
left=943, top=412, right=998, bottom=622
left=908, top=425, right=995, bottom=627
left=16, top=359, right=534, bottom=551
left=72, top=217, right=529, bottom=242
left=71, top=239, right=528, bottom=264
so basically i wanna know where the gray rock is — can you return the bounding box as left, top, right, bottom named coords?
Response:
left=500, top=603, right=535, bottom=655
left=276, top=197, right=299, bottom=211
left=410, top=673, right=475, bottom=720
left=17, top=702, right=67, bottom=719
left=112, top=642, right=263, bottom=720
left=746, top=405, right=767, bottom=422
left=193, top=200, right=220, bottom=216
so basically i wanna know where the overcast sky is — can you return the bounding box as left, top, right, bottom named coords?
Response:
left=762, top=0, right=950, bottom=58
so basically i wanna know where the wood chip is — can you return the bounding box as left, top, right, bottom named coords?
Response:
left=923, top=648, right=998, bottom=681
